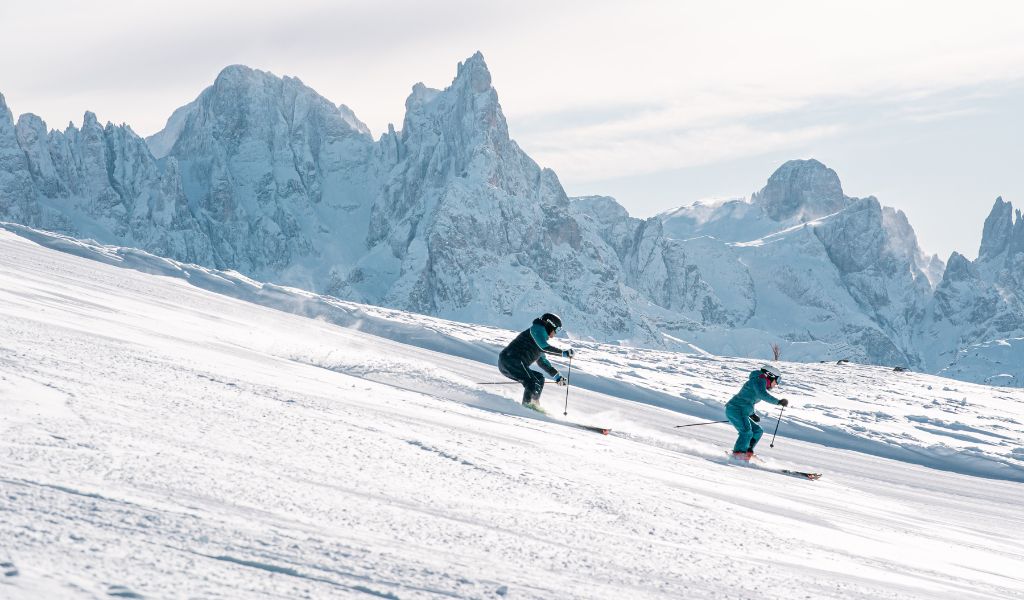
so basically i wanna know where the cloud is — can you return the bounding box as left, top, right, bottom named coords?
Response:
left=0, top=0, right=595, bottom=135
left=4, top=0, right=1024, bottom=167
left=524, top=120, right=844, bottom=181
left=512, top=75, right=1024, bottom=183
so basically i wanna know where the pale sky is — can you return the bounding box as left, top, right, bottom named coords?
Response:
left=2, top=0, right=1023, bottom=260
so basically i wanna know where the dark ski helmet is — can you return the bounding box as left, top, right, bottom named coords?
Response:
left=540, top=313, right=562, bottom=333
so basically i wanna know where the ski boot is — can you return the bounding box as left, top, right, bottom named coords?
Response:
left=523, top=401, right=546, bottom=414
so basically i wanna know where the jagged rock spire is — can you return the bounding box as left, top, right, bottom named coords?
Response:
left=978, top=197, right=1014, bottom=261
left=755, top=159, right=847, bottom=221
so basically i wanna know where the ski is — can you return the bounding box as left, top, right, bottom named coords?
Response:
left=522, top=402, right=609, bottom=434
left=574, top=424, right=611, bottom=435
left=779, top=470, right=822, bottom=480
left=725, top=452, right=820, bottom=480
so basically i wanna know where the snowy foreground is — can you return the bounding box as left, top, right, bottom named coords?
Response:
left=2, top=226, right=1023, bottom=599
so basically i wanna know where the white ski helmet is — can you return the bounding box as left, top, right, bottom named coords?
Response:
left=760, top=364, right=782, bottom=383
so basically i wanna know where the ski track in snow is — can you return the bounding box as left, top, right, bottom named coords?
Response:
left=1, top=227, right=1024, bottom=599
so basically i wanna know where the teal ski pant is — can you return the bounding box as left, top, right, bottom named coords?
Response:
left=726, top=404, right=763, bottom=452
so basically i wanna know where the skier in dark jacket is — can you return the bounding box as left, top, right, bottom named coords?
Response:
left=498, top=313, right=575, bottom=407
left=726, top=364, right=788, bottom=460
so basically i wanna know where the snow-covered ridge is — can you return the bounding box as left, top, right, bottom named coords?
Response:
left=1, top=59, right=1022, bottom=386
left=652, top=160, right=1024, bottom=386
left=5, top=221, right=1022, bottom=483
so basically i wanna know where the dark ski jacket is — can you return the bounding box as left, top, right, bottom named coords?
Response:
left=499, top=318, right=566, bottom=378
left=725, top=370, right=782, bottom=414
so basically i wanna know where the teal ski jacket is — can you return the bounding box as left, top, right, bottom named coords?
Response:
left=725, top=370, right=782, bottom=414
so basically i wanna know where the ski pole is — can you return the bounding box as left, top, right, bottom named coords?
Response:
left=769, top=404, right=786, bottom=448
left=674, top=420, right=729, bottom=428
left=562, top=355, right=573, bottom=416
left=476, top=381, right=520, bottom=385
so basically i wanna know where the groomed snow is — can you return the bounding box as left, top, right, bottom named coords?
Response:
left=2, top=226, right=1023, bottom=599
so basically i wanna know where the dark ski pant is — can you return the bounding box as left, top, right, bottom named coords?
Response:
left=498, top=356, right=545, bottom=405
left=726, top=403, right=763, bottom=452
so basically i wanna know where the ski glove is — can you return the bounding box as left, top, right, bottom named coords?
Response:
left=554, top=374, right=569, bottom=386
left=562, top=348, right=575, bottom=358
left=778, top=399, right=789, bottom=407
left=749, top=413, right=760, bottom=422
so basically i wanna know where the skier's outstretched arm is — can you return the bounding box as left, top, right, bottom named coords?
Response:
left=529, top=323, right=565, bottom=355
left=535, top=355, right=560, bottom=379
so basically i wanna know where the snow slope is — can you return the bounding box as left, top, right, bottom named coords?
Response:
left=2, top=225, right=1023, bottom=599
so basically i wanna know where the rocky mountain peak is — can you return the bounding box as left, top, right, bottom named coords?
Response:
left=338, top=104, right=371, bottom=136
left=978, top=197, right=1014, bottom=261
left=405, top=82, right=441, bottom=111
left=754, top=159, right=847, bottom=222
left=573, top=195, right=631, bottom=223
left=942, top=252, right=978, bottom=283
left=163, top=62, right=371, bottom=158
left=0, top=93, right=11, bottom=121
left=1007, top=204, right=1024, bottom=258
left=404, top=52, right=500, bottom=126
left=455, top=51, right=493, bottom=94
left=210, top=66, right=286, bottom=107
left=393, top=52, right=510, bottom=184
left=212, top=64, right=262, bottom=88
left=16, top=113, right=45, bottom=131
left=0, top=92, right=29, bottom=176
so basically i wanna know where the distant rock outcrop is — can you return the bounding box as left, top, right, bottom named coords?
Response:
left=753, top=158, right=847, bottom=221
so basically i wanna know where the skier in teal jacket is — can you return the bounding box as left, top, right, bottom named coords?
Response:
left=726, top=365, right=788, bottom=460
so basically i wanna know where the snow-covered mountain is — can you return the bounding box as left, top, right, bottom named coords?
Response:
left=1, top=54, right=1022, bottom=384
left=347, top=56, right=654, bottom=343
left=622, top=159, right=939, bottom=369
left=0, top=97, right=211, bottom=264
left=576, top=160, right=1024, bottom=386
left=3, top=223, right=1024, bottom=598
left=145, top=65, right=380, bottom=288
left=922, top=198, right=1024, bottom=383
left=0, top=54, right=668, bottom=345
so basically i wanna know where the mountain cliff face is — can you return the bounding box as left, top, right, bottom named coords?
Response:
left=0, top=56, right=664, bottom=345
left=0, top=55, right=1021, bottom=385
left=0, top=94, right=213, bottom=265
left=629, top=159, right=938, bottom=368
left=754, top=158, right=848, bottom=222
left=920, top=199, right=1024, bottom=382
left=345, top=54, right=658, bottom=341
left=151, top=65, right=380, bottom=289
